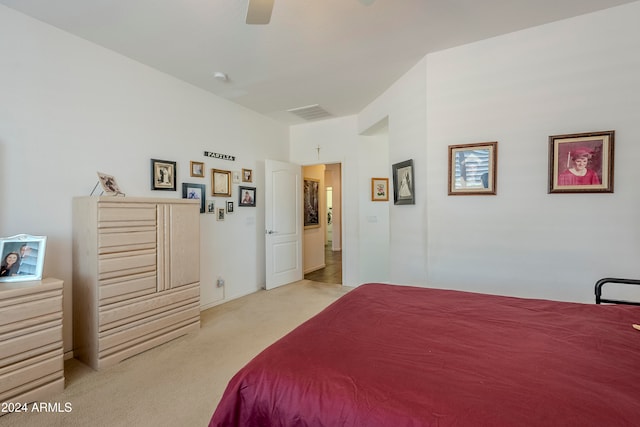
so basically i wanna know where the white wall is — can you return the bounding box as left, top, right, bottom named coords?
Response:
left=360, top=59, right=429, bottom=286
left=0, top=5, right=289, bottom=355
left=290, top=116, right=392, bottom=286
left=293, top=2, right=640, bottom=302
left=425, top=2, right=640, bottom=302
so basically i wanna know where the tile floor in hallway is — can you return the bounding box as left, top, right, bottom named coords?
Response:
left=304, top=245, right=342, bottom=284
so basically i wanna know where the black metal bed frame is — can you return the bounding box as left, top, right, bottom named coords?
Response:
left=594, top=277, right=640, bottom=306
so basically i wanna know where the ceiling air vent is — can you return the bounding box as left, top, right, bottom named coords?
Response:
left=286, top=104, right=332, bottom=121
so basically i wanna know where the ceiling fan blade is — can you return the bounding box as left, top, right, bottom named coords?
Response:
left=246, top=0, right=275, bottom=25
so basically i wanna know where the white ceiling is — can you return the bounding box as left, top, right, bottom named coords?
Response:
left=2, top=0, right=637, bottom=125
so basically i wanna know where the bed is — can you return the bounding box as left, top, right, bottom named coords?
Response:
left=209, top=282, right=640, bottom=426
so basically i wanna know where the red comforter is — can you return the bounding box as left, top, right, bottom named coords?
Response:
left=209, top=283, right=640, bottom=426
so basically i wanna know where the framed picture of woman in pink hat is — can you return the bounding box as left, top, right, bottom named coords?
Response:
left=548, top=130, right=614, bottom=193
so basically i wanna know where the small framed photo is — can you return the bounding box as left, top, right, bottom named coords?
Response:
left=242, top=168, right=253, bottom=183
left=303, top=178, right=320, bottom=227
left=227, top=201, right=234, bottom=213
left=371, top=177, right=389, bottom=201
left=151, top=159, right=176, bottom=191
left=97, top=172, right=124, bottom=196
left=217, top=208, right=225, bottom=221
left=238, top=186, right=256, bottom=207
left=206, top=200, right=216, bottom=214
left=212, top=169, right=232, bottom=197
left=190, top=161, right=205, bottom=178
left=448, top=142, right=497, bottom=195
left=232, top=171, right=241, bottom=184
left=392, top=159, right=415, bottom=205
left=182, top=183, right=206, bottom=213
left=0, top=234, right=47, bottom=282
left=548, top=130, right=614, bottom=193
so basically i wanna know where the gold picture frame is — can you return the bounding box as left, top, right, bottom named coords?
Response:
left=211, top=169, right=231, bottom=197
left=448, top=142, right=497, bottom=196
left=371, top=177, right=389, bottom=201
left=190, top=161, right=205, bottom=177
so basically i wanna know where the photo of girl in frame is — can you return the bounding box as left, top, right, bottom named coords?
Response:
left=549, top=130, right=614, bottom=193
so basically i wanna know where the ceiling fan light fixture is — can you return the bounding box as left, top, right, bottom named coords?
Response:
left=213, top=71, right=228, bottom=82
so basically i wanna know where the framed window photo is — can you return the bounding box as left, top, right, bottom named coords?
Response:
left=190, top=161, right=205, bottom=178
left=0, top=234, right=47, bottom=282
left=227, top=201, right=234, bottom=213
left=548, top=130, right=614, bottom=193
left=371, top=177, right=389, bottom=201
left=238, top=186, right=256, bottom=207
left=212, top=169, right=232, bottom=197
left=304, top=178, right=320, bottom=227
left=448, top=142, right=497, bottom=196
left=242, top=168, right=253, bottom=183
left=217, top=208, right=225, bottom=221
left=182, top=183, right=206, bottom=213
left=392, top=159, right=415, bottom=205
left=151, top=159, right=176, bottom=191
left=232, top=171, right=241, bottom=184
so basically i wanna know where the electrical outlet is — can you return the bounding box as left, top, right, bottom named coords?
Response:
left=216, top=277, right=225, bottom=287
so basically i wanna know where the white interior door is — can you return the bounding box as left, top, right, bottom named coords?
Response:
left=265, top=159, right=302, bottom=290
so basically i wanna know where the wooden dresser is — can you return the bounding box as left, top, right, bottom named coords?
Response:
left=0, top=278, right=64, bottom=406
left=72, top=197, right=200, bottom=370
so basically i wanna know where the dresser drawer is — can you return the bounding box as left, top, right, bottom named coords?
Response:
left=0, top=351, right=63, bottom=397
left=98, top=204, right=157, bottom=228
left=0, top=325, right=62, bottom=364
left=0, top=295, right=62, bottom=330
left=98, top=250, right=156, bottom=280
left=99, top=227, right=156, bottom=253
left=99, top=284, right=199, bottom=332
left=99, top=272, right=157, bottom=304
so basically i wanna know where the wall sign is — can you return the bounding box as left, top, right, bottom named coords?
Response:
left=204, top=151, right=235, bottom=161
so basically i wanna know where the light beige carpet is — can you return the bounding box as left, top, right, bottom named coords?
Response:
left=1, top=280, right=351, bottom=427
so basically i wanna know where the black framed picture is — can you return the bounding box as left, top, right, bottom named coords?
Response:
left=182, top=183, right=206, bottom=213
left=238, top=186, right=256, bottom=207
left=392, top=159, right=415, bottom=205
left=151, top=159, right=176, bottom=191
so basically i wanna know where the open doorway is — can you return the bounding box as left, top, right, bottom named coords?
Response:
left=303, top=163, right=342, bottom=284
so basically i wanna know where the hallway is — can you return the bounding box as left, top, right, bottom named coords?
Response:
left=304, top=245, right=342, bottom=284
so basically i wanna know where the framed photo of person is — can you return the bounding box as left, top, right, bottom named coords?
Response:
left=548, top=130, right=614, bottom=193
left=182, top=183, right=206, bottom=213
left=151, top=159, right=176, bottom=191
left=371, top=177, right=389, bottom=201
left=448, top=142, right=497, bottom=196
left=242, top=168, right=253, bottom=183
left=238, top=186, right=256, bottom=207
left=227, top=201, right=234, bottom=213
left=392, top=159, right=415, bottom=205
left=0, top=234, right=47, bottom=282
left=212, top=169, right=232, bottom=197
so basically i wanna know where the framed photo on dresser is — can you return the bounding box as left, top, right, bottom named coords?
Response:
left=0, top=234, right=47, bottom=282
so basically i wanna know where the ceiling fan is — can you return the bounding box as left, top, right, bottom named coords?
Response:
left=246, top=0, right=274, bottom=25
left=246, top=0, right=376, bottom=25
